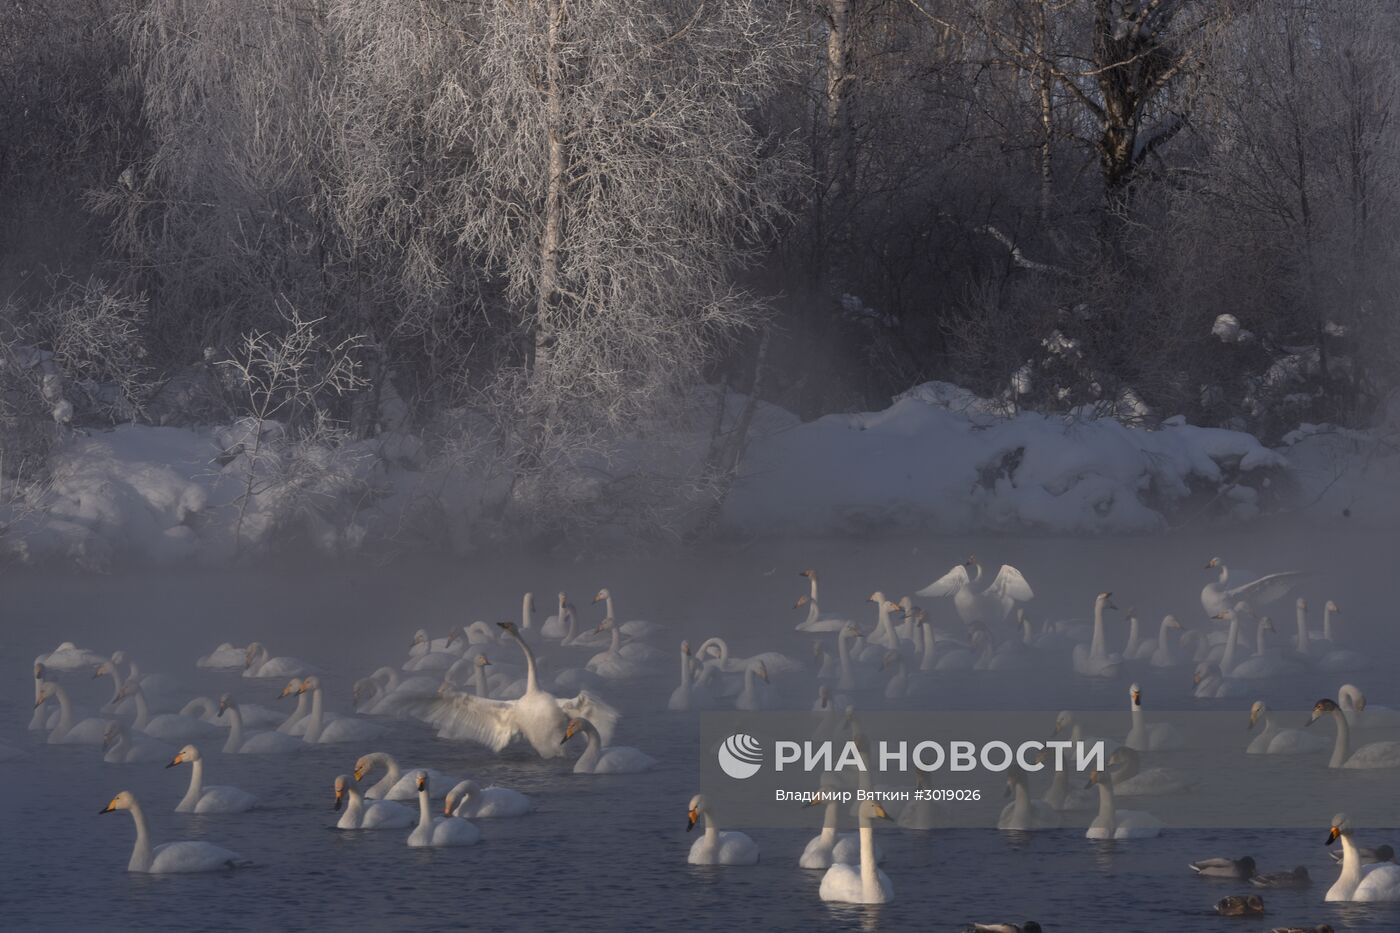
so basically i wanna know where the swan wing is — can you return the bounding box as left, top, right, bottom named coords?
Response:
left=1225, top=571, right=1308, bottom=606
left=558, top=690, right=620, bottom=745
left=984, top=564, right=1034, bottom=602
left=917, top=564, right=970, bottom=597
left=427, top=693, right=519, bottom=752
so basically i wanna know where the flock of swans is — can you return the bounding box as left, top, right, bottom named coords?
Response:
left=10, top=557, right=1400, bottom=930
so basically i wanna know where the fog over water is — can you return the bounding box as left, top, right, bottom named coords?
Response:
left=4, top=525, right=1399, bottom=931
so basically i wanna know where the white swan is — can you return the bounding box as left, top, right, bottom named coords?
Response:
left=694, top=637, right=802, bottom=676
left=407, top=772, right=481, bottom=847
left=917, top=556, right=1033, bottom=624
left=1230, top=617, right=1304, bottom=680
left=592, top=587, right=662, bottom=639
left=168, top=745, right=258, bottom=813
left=353, top=751, right=464, bottom=800
left=561, top=717, right=656, bottom=773
left=800, top=783, right=880, bottom=867
left=1326, top=813, right=1400, bottom=901
left=819, top=800, right=894, bottom=904
left=103, top=721, right=173, bottom=764
left=196, top=643, right=248, bottom=670
left=668, top=642, right=713, bottom=711
left=1125, top=684, right=1185, bottom=751
left=100, top=791, right=248, bottom=872
left=35, top=641, right=108, bottom=671
left=296, top=676, right=387, bottom=745
left=444, top=780, right=532, bottom=819
left=918, top=614, right=974, bottom=672
left=540, top=592, right=570, bottom=639
left=883, top=651, right=910, bottom=699
left=243, top=642, right=316, bottom=679
left=1085, top=768, right=1162, bottom=839
left=1315, top=602, right=1370, bottom=672
left=735, top=660, right=772, bottom=711
left=1201, top=558, right=1307, bottom=617
left=1246, top=701, right=1326, bottom=755
left=218, top=695, right=304, bottom=754
left=332, top=774, right=414, bottom=829
left=428, top=622, right=619, bottom=758
left=1107, top=747, right=1195, bottom=796
left=1193, top=662, right=1248, bottom=699
left=834, top=623, right=880, bottom=689
left=862, top=593, right=905, bottom=651
left=1072, top=592, right=1122, bottom=678
left=998, top=768, right=1061, bottom=830
left=687, top=794, right=759, bottom=865
left=1308, top=699, right=1400, bottom=768
left=35, top=682, right=107, bottom=745
left=585, top=618, right=649, bottom=680
left=1148, top=615, right=1186, bottom=668
left=118, top=682, right=221, bottom=743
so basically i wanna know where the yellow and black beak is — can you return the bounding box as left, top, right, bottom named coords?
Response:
left=353, top=766, right=366, bottom=782
left=166, top=753, right=184, bottom=769
left=873, top=804, right=892, bottom=821
left=99, top=797, right=119, bottom=814
left=333, top=788, right=345, bottom=811
left=686, top=807, right=698, bottom=832
left=1132, top=689, right=1142, bottom=705
left=417, top=777, right=427, bottom=793
left=1327, top=825, right=1341, bottom=845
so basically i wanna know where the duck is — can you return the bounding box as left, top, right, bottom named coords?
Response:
left=332, top=774, right=415, bottom=829
left=1215, top=895, right=1266, bottom=916
left=686, top=794, right=759, bottom=865
left=168, top=745, right=258, bottom=813
left=1325, top=813, right=1400, bottom=901
left=1329, top=843, right=1395, bottom=866
left=561, top=717, right=656, bottom=773
left=1189, top=855, right=1257, bottom=879
left=444, top=780, right=532, bottom=819
left=100, top=791, right=249, bottom=872
left=407, top=772, right=481, bottom=847
left=1251, top=866, right=1311, bottom=889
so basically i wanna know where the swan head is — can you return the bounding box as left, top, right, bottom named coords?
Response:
left=33, top=683, right=62, bottom=709
left=913, top=607, right=927, bottom=625
left=1326, top=600, right=1340, bottom=614
left=1260, top=617, right=1275, bottom=633
left=817, top=684, right=830, bottom=707
left=1129, top=684, right=1142, bottom=707
left=102, top=721, right=124, bottom=751
left=560, top=717, right=593, bottom=744
left=751, top=660, right=769, bottom=682
left=593, top=617, right=616, bottom=635
left=475, top=654, right=491, bottom=668
left=798, top=569, right=815, bottom=579
left=1084, top=767, right=1111, bottom=789
left=592, top=588, right=610, bottom=603
left=412, top=629, right=429, bottom=647
left=498, top=621, right=518, bottom=635
left=793, top=594, right=811, bottom=610
left=415, top=771, right=428, bottom=794
left=686, top=794, right=707, bottom=831
left=1205, top=557, right=1222, bottom=569
left=867, top=591, right=886, bottom=604
left=243, top=643, right=265, bottom=668
left=1163, top=614, right=1181, bottom=630
left=857, top=800, right=893, bottom=822
left=1052, top=711, right=1074, bottom=735
left=115, top=680, right=140, bottom=701
left=333, top=775, right=351, bottom=811
left=297, top=675, right=321, bottom=695
left=885, top=600, right=904, bottom=614
left=351, top=754, right=381, bottom=782
left=167, top=745, right=201, bottom=768
left=217, top=694, right=236, bottom=716
left=1308, top=698, right=1340, bottom=725
left=279, top=678, right=304, bottom=699
left=99, top=791, right=137, bottom=815
left=443, top=780, right=480, bottom=815
left=680, top=641, right=691, bottom=656
left=1095, top=592, right=1117, bottom=610
left=1248, top=701, right=1267, bottom=729
left=841, top=622, right=861, bottom=639
left=899, top=596, right=913, bottom=612
left=1327, top=813, right=1353, bottom=844
left=110, top=650, right=128, bottom=666
left=1297, top=597, right=1307, bottom=609
left=92, top=661, right=111, bottom=679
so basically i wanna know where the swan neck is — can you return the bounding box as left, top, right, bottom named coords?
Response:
left=1157, top=620, right=1172, bottom=651
left=1090, top=602, right=1106, bottom=658
left=511, top=630, right=539, bottom=693
left=1127, top=616, right=1141, bottom=651
left=521, top=593, right=533, bottom=629
left=805, top=599, right=819, bottom=626
left=1296, top=604, right=1310, bottom=654
left=610, top=624, right=621, bottom=654
left=473, top=666, right=489, bottom=697
left=127, top=801, right=153, bottom=872
left=107, top=666, right=123, bottom=703
left=225, top=706, right=244, bottom=753
left=679, top=650, right=692, bottom=688
left=305, top=687, right=324, bottom=742
left=1096, top=781, right=1116, bottom=827
left=859, top=822, right=878, bottom=895
left=1324, top=605, right=1334, bottom=641
left=54, top=684, right=74, bottom=732
left=418, top=786, right=431, bottom=828
left=1339, top=832, right=1361, bottom=886
left=1013, top=780, right=1031, bottom=820
left=1330, top=709, right=1350, bottom=767
left=1221, top=616, right=1240, bottom=674
left=179, top=758, right=205, bottom=811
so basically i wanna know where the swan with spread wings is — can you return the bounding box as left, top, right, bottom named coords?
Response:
left=917, top=556, right=1033, bottom=624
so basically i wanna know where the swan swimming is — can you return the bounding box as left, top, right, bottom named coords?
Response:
left=444, top=780, right=532, bottom=819
left=35, top=641, right=108, bottom=672
left=243, top=642, right=317, bottom=679
left=103, top=721, right=172, bottom=764
left=1201, top=558, right=1307, bottom=617
left=117, top=682, right=221, bottom=743
left=1307, top=699, right=1400, bottom=768
left=429, top=622, right=619, bottom=758
left=1125, top=684, right=1185, bottom=751
left=168, top=745, right=258, bottom=813
left=592, top=587, right=663, bottom=639
left=100, top=791, right=249, bottom=873
left=218, top=695, right=305, bottom=754
left=800, top=781, right=883, bottom=868
left=332, top=774, right=415, bottom=829
left=561, top=717, right=656, bottom=773
left=1148, top=615, right=1185, bottom=668
left=35, top=682, right=108, bottom=745
left=1326, top=813, right=1400, bottom=901
left=1247, top=701, right=1326, bottom=755
left=818, top=800, right=894, bottom=904
left=686, top=794, right=758, bottom=866
left=296, top=676, right=387, bottom=745
left=407, top=772, right=481, bottom=847
left=1107, top=747, right=1194, bottom=796
left=196, top=643, right=248, bottom=670
left=917, top=556, right=1033, bottom=624
left=998, top=767, right=1060, bottom=830
left=354, top=752, right=463, bottom=800
left=1072, top=592, right=1122, bottom=678
left=1084, top=768, right=1162, bottom=839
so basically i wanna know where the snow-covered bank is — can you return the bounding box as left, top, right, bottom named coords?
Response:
left=1, top=382, right=1393, bottom=567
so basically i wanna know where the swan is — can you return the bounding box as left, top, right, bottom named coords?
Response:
left=1247, top=701, right=1326, bottom=754
left=1190, top=855, right=1256, bottom=879
left=428, top=622, right=619, bottom=758
left=540, top=592, right=570, bottom=639
left=963, top=923, right=1043, bottom=933
left=95, top=652, right=178, bottom=713
left=561, top=717, right=656, bottom=773
left=896, top=771, right=942, bottom=830
left=800, top=782, right=883, bottom=867
left=917, top=556, right=1033, bottom=624
left=972, top=628, right=1035, bottom=672
left=735, top=660, right=772, bottom=711
left=695, top=637, right=802, bottom=677
left=117, top=682, right=221, bottom=743
left=168, top=745, right=258, bottom=813
left=811, top=640, right=837, bottom=679
left=1193, top=662, right=1248, bottom=699
left=243, top=642, right=317, bottom=679
left=834, top=623, right=881, bottom=688
left=218, top=695, right=304, bottom=754
left=35, top=641, right=108, bottom=671
left=1250, top=866, right=1312, bottom=889
left=1201, top=558, right=1307, bottom=617
left=444, top=780, right=532, bottom=819
left=686, top=794, right=759, bottom=866
left=407, top=772, right=481, bottom=847
left=793, top=594, right=849, bottom=634
left=592, top=587, right=662, bottom=639
left=103, top=721, right=173, bottom=764
left=585, top=619, right=649, bottom=680
left=296, top=676, right=387, bottom=745
left=1334, top=683, right=1399, bottom=729
left=1108, top=747, right=1194, bottom=796
left=1072, top=593, right=1122, bottom=677
left=332, top=774, right=414, bottom=829
left=1326, top=813, right=1400, bottom=901
left=1230, top=617, right=1304, bottom=680
left=1084, top=768, right=1161, bottom=839
left=1123, top=609, right=1156, bottom=661
left=1125, top=684, right=1185, bottom=751
left=100, top=791, right=248, bottom=872
left=196, top=643, right=248, bottom=670
left=30, top=663, right=56, bottom=731
left=668, top=642, right=713, bottom=711
left=1216, top=895, right=1266, bottom=916
left=352, top=751, right=464, bottom=800
left=35, top=682, right=107, bottom=745
left=862, top=593, right=905, bottom=651
left=409, top=628, right=468, bottom=657
left=918, top=614, right=975, bottom=672
left=882, top=652, right=910, bottom=700
left=1314, top=602, right=1370, bottom=672
left=1308, top=698, right=1400, bottom=768
left=1148, top=615, right=1186, bottom=668
left=997, top=768, right=1060, bottom=830
left=818, top=800, right=894, bottom=904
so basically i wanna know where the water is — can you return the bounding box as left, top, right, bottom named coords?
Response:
left=3, top=528, right=1399, bottom=931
